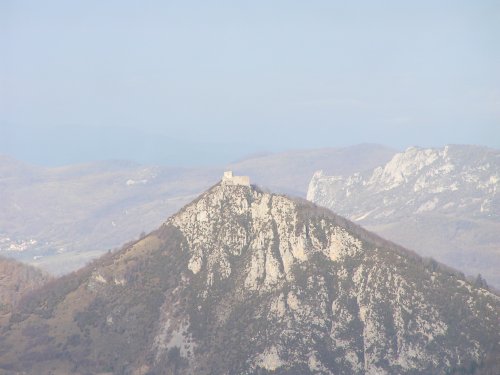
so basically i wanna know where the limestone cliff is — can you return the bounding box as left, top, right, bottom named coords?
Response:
left=0, top=181, right=498, bottom=374
left=307, top=145, right=500, bottom=288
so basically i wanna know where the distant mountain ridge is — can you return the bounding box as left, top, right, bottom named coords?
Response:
left=0, top=179, right=498, bottom=374
left=307, top=145, right=500, bottom=288
left=0, top=144, right=395, bottom=274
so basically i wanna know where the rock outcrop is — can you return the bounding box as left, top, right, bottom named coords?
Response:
left=1, top=180, right=498, bottom=374
left=307, top=145, right=500, bottom=288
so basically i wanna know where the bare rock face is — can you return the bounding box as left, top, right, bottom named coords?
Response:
left=307, top=145, right=500, bottom=288
left=1, top=182, right=498, bottom=374
left=0, top=144, right=395, bottom=276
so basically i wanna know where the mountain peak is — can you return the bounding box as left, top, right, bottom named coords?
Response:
left=167, top=180, right=317, bottom=290
left=1, top=178, right=499, bottom=374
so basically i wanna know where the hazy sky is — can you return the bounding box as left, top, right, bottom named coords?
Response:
left=1, top=1, right=499, bottom=166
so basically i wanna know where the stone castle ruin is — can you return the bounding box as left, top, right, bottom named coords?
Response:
left=222, top=171, right=250, bottom=186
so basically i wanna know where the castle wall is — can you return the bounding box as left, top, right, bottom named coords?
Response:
left=222, top=171, right=250, bottom=186
left=230, top=176, right=250, bottom=186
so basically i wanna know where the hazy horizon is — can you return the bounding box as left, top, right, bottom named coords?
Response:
left=2, top=1, right=499, bottom=166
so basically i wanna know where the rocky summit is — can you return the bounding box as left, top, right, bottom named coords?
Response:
left=0, top=176, right=499, bottom=374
